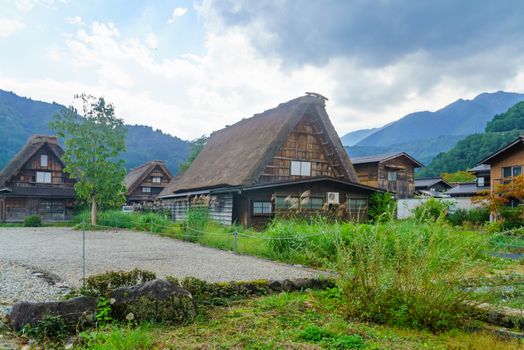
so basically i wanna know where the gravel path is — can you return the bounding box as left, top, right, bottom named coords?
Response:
left=0, top=227, right=325, bottom=299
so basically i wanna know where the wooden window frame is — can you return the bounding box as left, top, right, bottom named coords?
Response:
left=152, top=176, right=162, bottom=184
left=290, top=161, right=311, bottom=176
left=253, top=201, right=272, bottom=216
left=346, top=197, right=368, bottom=213
left=36, top=171, right=52, bottom=184
left=387, top=170, right=397, bottom=182
left=142, top=187, right=152, bottom=193
left=40, top=154, right=48, bottom=167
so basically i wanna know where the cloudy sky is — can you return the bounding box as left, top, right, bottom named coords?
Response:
left=1, top=0, right=524, bottom=140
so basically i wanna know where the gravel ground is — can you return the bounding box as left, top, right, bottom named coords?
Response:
left=0, top=227, right=325, bottom=295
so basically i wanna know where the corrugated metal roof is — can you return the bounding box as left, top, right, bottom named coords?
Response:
left=446, top=182, right=481, bottom=196
left=415, top=178, right=451, bottom=188
left=468, top=164, right=490, bottom=172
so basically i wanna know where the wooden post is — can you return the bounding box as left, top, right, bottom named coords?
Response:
left=233, top=231, right=238, bottom=255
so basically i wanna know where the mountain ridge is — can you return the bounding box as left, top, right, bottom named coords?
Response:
left=0, top=89, right=190, bottom=175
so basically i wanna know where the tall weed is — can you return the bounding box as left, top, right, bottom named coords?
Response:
left=337, top=220, right=488, bottom=331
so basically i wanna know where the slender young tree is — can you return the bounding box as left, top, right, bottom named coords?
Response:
left=50, top=94, right=127, bottom=225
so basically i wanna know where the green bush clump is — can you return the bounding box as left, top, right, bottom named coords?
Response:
left=413, top=198, right=451, bottom=222
left=81, top=269, right=156, bottom=297
left=500, top=207, right=524, bottom=230
left=23, top=215, right=42, bottom=227
left=22, top=315, right=69, bottom=343
left=447, top=208, right=490, bottom=226
left=74, top=210, right=174, bottom=232
left=368, top=192, right=396, bottom=223
left=337, top=221, right=488, bottom=331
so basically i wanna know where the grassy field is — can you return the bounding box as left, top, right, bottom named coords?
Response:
left=74, top=290, right=523, bottom=350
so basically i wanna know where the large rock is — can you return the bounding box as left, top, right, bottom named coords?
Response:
left=9, top=296, right=97, bottom=331
left=109, top=279, right=196, bottom=323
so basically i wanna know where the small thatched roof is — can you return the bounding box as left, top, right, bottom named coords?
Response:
left=161, top=94, right=358, bottom=195
left=0, top=135, right=64, bottom=188
left=125, top=160, right=173, bottom=194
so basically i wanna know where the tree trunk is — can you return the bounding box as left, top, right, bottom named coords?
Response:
left=91, top=198, right=97, bottom=226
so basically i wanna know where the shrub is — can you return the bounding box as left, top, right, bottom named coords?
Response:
left=23, top=215, right=42, bottom=227
left=413, top=198, right=451, bottom=222
left=337, top=221, right=488, bottom=331
left=368, top=192, right=396, bottom=223
left=500, top=207, right=524, bottom=230
left=81, top=269, right=156, bottom=297
left=22, top=315, right=69, bottom=343
left=447, top=208, right=490, bottom=226
left=74, top=210, right=174, bottom=232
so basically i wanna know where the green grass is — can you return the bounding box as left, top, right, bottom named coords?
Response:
left=73, top=290, right=523, bottom=350
left=0, top=221, right=73, bottom=228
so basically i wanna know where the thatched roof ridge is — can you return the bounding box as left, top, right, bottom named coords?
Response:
left=125, top=160, right=172, bottom=194
left=0, top=135, right=64, bottom=187
left=160, top=94, right=358, bottom=195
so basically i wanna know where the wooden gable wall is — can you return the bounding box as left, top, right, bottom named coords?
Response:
left=128, top=165, right=172, bottom=200
left=8, top=145, right=73, bottom=188
left=258, top=116, right=340, bottom=183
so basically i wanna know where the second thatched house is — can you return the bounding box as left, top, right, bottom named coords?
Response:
left=125, top=160, right=173, bottom=205
left=159, top=93, right=382, bottom=228
left=0, top=135, right=75, bottom=222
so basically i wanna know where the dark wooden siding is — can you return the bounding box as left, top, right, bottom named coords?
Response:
left=128, top=165, right=172, bottom=203
left=354, top=156, right=416, bottom=199
left=2, top=197, right=73, bottom=222
left=258, top=117, right=339, bottom=183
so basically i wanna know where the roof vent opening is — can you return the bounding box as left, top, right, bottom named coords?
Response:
left=305, top=92, right=329, bottom=102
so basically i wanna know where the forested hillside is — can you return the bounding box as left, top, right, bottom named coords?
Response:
left=345, top=91, right=524, bottom=165
left=0, top=90, right=189, bottom=174
left=418, top=101, right=524, bottom=177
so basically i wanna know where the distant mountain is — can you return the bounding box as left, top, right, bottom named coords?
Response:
left=418, top=101, right=524, bottom=177
left=345, top=91, right=524, bottom=165
left=340, top=127, right=379, bottom=146
left=0, top=90, right=189, bottom=174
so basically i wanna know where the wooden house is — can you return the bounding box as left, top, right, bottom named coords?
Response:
left=159, top=93, right=382, bottom=228
left=351, top=152, right=424, bottom=198
left=414, top=177, right=452, bottom=197
left=125, top=160, right=173, bottom=204
left=469, top=164, right=491, bottom=190
left=0, top=135, right=75, bottom=222
left=478, top=135, right=524, bottom=191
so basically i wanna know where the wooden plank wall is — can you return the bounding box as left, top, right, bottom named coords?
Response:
left=208, top=193, right=233, bottom=225
left=259, top=117, right=338, bottom=183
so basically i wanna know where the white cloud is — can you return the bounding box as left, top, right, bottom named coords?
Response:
left=167, top=7, right=188, bottom=23
left=3, top=15, right=524, bottom=141
left=67, top=16, right=85, bottom=26
left=0, top=18, right=24, bottom=38
left=145, top=32, right=158, bottom=49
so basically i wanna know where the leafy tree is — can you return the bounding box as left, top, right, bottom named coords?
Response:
left=50, top=94, right=127, bottom=225
left=179, top=135, right=208, bottom=172
left=441, top=170, right=475, bottom=183
left=472, top=175, right=524, bottom=221
left=368, top=192, right=396, bottom=222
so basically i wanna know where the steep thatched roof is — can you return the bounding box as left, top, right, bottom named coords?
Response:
left=160, top=94, right=358, bottom=195
left=125, top=160, right=173, bottom=194
left=0, top=135, right=64, bottom=188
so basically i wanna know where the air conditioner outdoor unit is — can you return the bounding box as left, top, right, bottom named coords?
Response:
left=326, top=192, right=339, bottom=204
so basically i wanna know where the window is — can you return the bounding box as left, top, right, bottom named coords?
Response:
left=477, top=176, right=485, bottom=187
left=142, top=187, right=151, bottom=193
left=290, top=161, right=311, bottom=176
left=253, top=201, right=272, bottom=215
left=387, top=170, right=397, bottom=181
left=152, top=176, right=161, bottom=183
left=276, top=195, right=299, bottom=210
left=36, top=171, right=51, bottom=183
left=301, top=197, right=324, bottom=210
left=348, top=198, right=368, bottom=211
left=40, top=154, right=48, bottom=167
left=502, top=166, right=522, bottom=178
